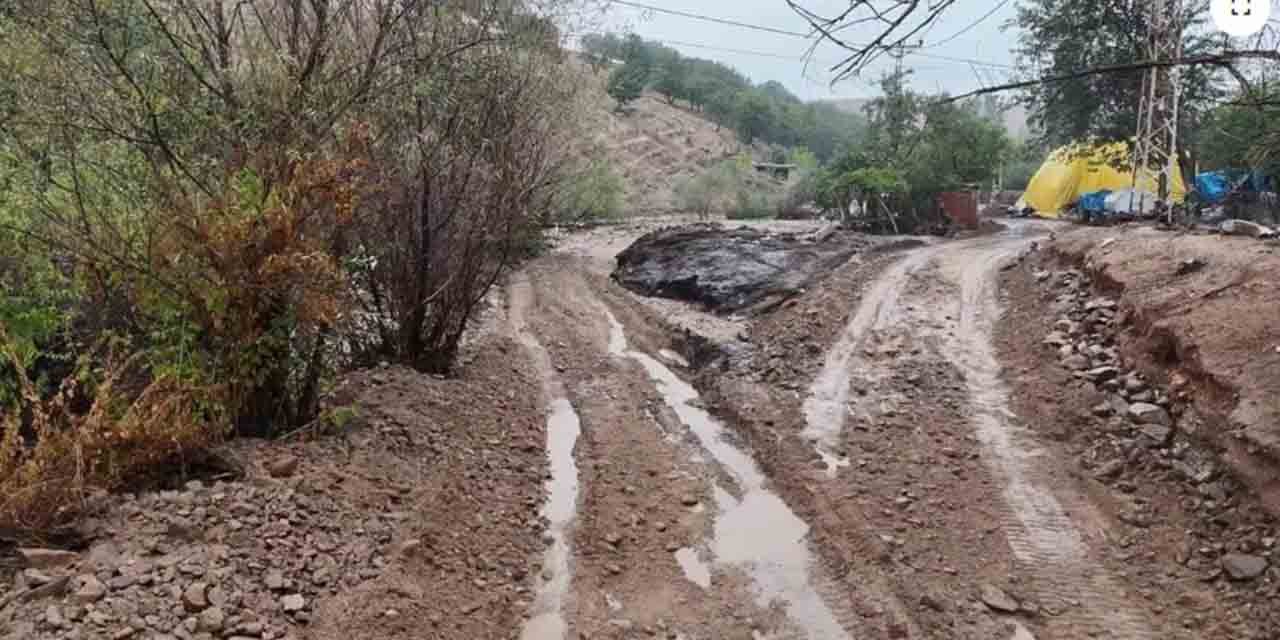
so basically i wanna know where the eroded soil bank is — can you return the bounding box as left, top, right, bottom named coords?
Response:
left=1048, top=225, right=1280, bottom=513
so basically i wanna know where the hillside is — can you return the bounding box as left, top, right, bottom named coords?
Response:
left=822, top=96, right=1030, bottom=140
left=580, top=76, right=741, bottom=213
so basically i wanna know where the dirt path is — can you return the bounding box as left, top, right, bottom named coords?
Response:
left=510, top=219, right=1273, bottom=640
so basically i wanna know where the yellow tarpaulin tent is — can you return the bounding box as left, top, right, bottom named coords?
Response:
left=1021, top=141, right=1186, bottom=218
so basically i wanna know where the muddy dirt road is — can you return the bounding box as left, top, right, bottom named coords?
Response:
left=506, top=220, right=1275, bottom=640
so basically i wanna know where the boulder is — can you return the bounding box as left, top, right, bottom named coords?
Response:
left=1221, top=553, right=1268, bottom=580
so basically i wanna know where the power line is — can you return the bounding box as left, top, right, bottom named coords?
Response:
left=924, top=0, right=1013, bottom=48
left=607, top=0, right=810, bottom=38
left=605, top=0, right=1015, bottom=69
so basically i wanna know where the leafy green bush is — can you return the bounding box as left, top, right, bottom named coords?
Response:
left=727, top=188, right=775, bottom=220
left=556, top=159, right=625, bottom=223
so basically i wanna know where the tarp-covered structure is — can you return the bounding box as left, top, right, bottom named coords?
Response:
left=1019, top=141, right=1187, bottom=218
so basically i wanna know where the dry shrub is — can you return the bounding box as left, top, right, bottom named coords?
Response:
left=0, top=327, right=223, bottom=535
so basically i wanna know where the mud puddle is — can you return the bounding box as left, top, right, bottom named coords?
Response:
left=802, top=249, right=936, bottom=476
left=605, top=311, right=851, bottom=640
left=510, top=276, right=583, bottom=640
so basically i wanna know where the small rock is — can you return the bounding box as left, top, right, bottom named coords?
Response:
left=45, top=604, right=66, bottom=628
left=1062, top=354, right=1090, bottom=371
left=281, top=594, right=306, bottom=612
left=919, top=592, right=947, bottom=612
left=73, top=574, right=108, bottom=604
left=1090, top=402, right=1113, bottom=417
left=1221, top=553, right=1268, bottom=581
left=19, top=548, right=80, bottom=570
left=680, top=494, right=699, bottom=507
left=1175, top=258, right=1207, bottom=276
left=399, top=539, right=422, bottom=556
left=182, top=582, right=209, bottom=611
left=1094, top=459, right=1125, bottom=480
left=198, top=607, right=225, bottom=633
left=979, top=583, right=1019, bottom=613
left=604, top=533, right=622, bottom=547
left=264, top=570, right=286, bottom=591
left=1085, top=366, right=1120, bottom=382
left=1127, top=403, right=1171, bottom=426
left=1138, top=424, right=1173, bottom=447
left=268, top=455, right=300, bottom=478
left=606, top=563, right=624, bottom=575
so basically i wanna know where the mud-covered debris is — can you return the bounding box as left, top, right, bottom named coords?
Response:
left=612, top=223, right=887, bottom=313
left=1221, top=553, right=1268, bottom=580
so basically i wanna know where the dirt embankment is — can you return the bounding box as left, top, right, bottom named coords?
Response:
left=1048, top=226, right=1280, bottom=512
left=1, top=338, right=550, bottom=640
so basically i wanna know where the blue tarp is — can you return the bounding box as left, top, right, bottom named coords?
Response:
left=1195, top=171, right=1230, bottom=204
left=1078, top=190, right=1111, bottom=213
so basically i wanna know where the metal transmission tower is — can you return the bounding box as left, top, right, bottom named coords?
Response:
left=1131, top=0, right=1183, bottom=221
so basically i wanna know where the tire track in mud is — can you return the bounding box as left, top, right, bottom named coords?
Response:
left=802, top=249, right=939, bottom=476
left=602, top=306, right=867, bottom=640
left=509, top=274, right=583, bottom=640
left=935, top=234, right=1157, bottom=639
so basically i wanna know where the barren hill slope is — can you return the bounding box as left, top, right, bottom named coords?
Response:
left=578, top=70, right=741, bottom=213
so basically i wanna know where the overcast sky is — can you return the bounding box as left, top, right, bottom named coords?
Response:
left=585, top=0, right=1023, bottom=101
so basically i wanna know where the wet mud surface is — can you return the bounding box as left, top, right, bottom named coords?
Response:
left=612, top=223, right=889, bottom=314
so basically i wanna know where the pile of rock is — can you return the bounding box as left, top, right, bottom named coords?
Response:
left=1038, top=267, right=1275, bottom=584
left=1040, top=269, right=1175, bottom=444
left=2, top=475, right=397, bottom=640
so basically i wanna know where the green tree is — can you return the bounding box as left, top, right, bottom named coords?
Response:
left=733, top=90, right=776, bottom=144
left=1199, top=87, right=1280, bottom=178
left=1013, top=0, right=1221, bottom=148
left=607, top=61, right=647, bottom=111
left=653, top=60, right=688, bottom=106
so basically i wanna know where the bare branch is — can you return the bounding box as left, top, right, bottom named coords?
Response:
left=940, top=50, right=1280, bottom=103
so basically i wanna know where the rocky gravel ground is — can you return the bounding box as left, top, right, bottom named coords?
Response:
left=999, top=254, right=1279, bottom=637
left=0, top=338, right=550, bottom=640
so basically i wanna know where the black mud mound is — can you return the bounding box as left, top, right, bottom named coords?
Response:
left=612, top=223, right=882, bottom=314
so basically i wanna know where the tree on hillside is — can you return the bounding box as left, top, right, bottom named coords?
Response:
left=733, top=91, right=777, bottom=144
left=653, top=60, right=688, bottom=106
left=607, top=61, right=647, bottom=111
left=759, top=81, right=801, bottom=105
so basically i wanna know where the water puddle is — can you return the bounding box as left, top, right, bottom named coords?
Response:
left=606, top=311, right=850, bottom=640
left=511, top=277, right=583, bottom=640
left=673, top=547, right=712, bottom=589
left=802, top=250, right=934, bottom=477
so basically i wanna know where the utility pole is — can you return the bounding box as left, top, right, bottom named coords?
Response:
left=1130, top=0, right=1182, bottom=223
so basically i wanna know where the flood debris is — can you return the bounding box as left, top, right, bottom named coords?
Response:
left=612, top=223, right=886, bottom=314
left=1217, top=219, right=1277, bottom=239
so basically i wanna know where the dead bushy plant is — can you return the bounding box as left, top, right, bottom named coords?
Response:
left=348, top=9, right=589, bottom=372
left=0, top=326, right=223, bottom=535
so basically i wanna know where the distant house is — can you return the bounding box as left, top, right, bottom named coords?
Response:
left=752, top=162, right=796, bottom=181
